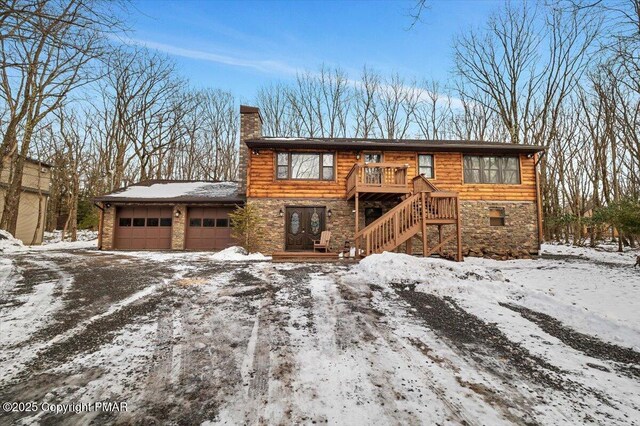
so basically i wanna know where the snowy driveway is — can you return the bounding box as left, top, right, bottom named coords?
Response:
left=1, top=244, right=639, bottom=424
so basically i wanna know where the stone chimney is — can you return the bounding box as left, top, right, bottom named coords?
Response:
left=239, top=105, right=262, bottom=195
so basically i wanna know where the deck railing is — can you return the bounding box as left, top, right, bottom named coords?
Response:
left=346, top=163, right=409, bottom=197
left=424, top=191, right=458, bottom=220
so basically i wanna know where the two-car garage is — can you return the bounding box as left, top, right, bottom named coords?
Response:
left=98, top=181, right=243, bottom=251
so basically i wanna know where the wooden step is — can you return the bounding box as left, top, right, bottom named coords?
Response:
left=272, top=251, right=346, bottom=263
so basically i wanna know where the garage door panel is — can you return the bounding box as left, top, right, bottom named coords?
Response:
left=115, top=205, right=172, bottom=250
left=130, top=238, right=146, bottom=250
left=185, top=207, right=234, bottom=250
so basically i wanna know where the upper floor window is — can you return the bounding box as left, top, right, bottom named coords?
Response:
left=276, top=152, right=335, bottom=180
left=418, top=154, right=434, bottom=179
left=364, top=152, right=383, bottom=163
left=463, top=155, right=520, bottom=184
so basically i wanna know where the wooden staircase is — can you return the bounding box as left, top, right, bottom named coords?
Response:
left=354, top=186, right=462, bottom=260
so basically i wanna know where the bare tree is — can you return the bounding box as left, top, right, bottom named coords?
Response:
left=257, top=82, right=293, bottom=137
left=414, top=79, right=453, bottom=139
left=353, top=67, right=382, bottom=138
left=0, top=0, right=122, bottom=235
left=375, top=73, right=420, bottom=139
left=453, top=2, right=600, bottom=146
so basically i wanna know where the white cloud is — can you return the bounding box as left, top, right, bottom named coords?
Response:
left=116, top=36, right=301, bottom=76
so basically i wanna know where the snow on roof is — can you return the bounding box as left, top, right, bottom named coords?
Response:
left=100, top=181, right=241, bottom=201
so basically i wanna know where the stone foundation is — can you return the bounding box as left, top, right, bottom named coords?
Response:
left=248, top=198, right=539, bottom=259
left=460, top=200, right=539, bottom=258
left=405, top=200, right=539, bottom=259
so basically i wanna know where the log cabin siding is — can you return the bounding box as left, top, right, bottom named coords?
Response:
left=247, top=149, right=536, bottom=201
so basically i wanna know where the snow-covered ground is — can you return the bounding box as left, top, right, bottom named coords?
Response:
left=0, top=242, right=638, bottom=424
left=0, top=229, right=98, bottom=253
left=43, top=229, right=98, bottom=245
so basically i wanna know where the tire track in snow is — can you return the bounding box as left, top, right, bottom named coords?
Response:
left=335, top=275, right=504, bottom=425
left=0, top=267, right=177, bottom=387
left=501, top=302, right=640, bottom=379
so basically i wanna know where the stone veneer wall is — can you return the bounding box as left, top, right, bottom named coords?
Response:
left=101, top=205, right=116, bottom=249
left=247, top=198, right=355, bottom=253
left=239, top=108, right=262, bottom=195
left=460, top=200, right=538, bottom=258
left=407, top=200, right=539, bottom=259
left=171, top=204, right=186, bottom=250
left=249, top=198, right=538, bottom=258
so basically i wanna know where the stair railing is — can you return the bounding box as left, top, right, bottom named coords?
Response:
left=354, top=192, right=423, bottom=256
left=354, top=190, right=460, bottom=257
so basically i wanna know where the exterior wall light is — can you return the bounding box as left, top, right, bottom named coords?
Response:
left=356, top=152, right=361, bottom=160
left=105, top=202, right=112, bottom=209
left=252, top=149, right=260, bottom=155
left=175, top=209, right=181, bottom=218
left=327, top=209, right=332, bottom=218
left=279, top=208, right=284, bottom=217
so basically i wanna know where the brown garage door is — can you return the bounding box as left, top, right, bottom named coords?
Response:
left=185, top=207, right=234, bottom=250
left=115, top=206, right=173, bottom=249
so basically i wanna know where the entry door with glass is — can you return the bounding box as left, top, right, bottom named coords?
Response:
left=285, top=207, right=326, bottom=251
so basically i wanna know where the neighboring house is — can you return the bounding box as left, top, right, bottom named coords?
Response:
left=0, top=157, right=51, bottom=245
left=95, top=181, right=243, bottom=250
left=239, top=106, right=545, bottom=259
left=96, top=105, right=545, bottom=259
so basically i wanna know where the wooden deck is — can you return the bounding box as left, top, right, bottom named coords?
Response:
left=272, top=251, right=350, bottom=263
left=346, top=163, right=411, bottom=200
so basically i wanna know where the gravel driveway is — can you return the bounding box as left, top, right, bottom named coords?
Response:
left=1, top=247, right=638, bottom=424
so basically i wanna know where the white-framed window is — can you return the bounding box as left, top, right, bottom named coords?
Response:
left=418, top=154, right=434, bottom=178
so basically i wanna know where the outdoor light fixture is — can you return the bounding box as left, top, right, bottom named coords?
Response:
left=252, top=149, right=260, bottom=155
left=327, top=209, right=332, bottom=218
left=175, top=209, right=181, bottom=218
left=279, top=208, right=284, bottom=217
left=526, top=153, right=534, bottom=159
left=105, top=203, right=111, bottom=208
left=356, top=152, right=361, bottom=160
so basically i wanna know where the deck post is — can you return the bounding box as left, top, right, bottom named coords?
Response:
left=421, top=192, right=427, bottom=257
left=438, top=225, right=443, bottom=255
left=355, top=192, right=359, bottom=258
left=456, top=196, right=463, bottom=261
left=406, top=237, right=413, bottom=255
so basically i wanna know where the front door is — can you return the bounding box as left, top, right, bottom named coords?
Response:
left=285, top=207, right=325, bottom=251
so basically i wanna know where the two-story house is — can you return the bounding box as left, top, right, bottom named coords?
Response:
left=96, top=105, right=544, bottom=259
left=239, top=105, right=544, bottom=260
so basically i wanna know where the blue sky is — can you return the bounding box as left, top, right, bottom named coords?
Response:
left=126, top=0, right=502, bottom=102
